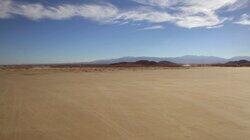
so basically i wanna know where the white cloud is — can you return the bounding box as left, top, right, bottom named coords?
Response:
left=185, top=0, right=238, bottom=11
left=133, top=0, right=242, bottom=10
left=131, top=0, right=245, bottom=28
left=116, top=7, right=173, bottom=23
left=235, top=14, right=250, bottom=25
left=224, top=0, right=249, bottom=11
left=132, top=0, right=169, bottom=7
left=170, top=0, right=239, bottom=28
left=0, top=0, right=249, bottom=29
left=140, top=25, right=164, bottom=30
left=0, top=0, right=118, bottom=23
left=174, top=15, right=223, bottom=28
left=0, top=0, right=12, bottom=18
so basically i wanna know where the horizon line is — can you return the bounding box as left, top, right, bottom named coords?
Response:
left=1, top=55, right=250, bottom=66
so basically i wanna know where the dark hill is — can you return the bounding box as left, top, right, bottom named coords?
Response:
left=158, top=61, right=180, bottom=67
left=110, top=60, right=180, bottom=67
left=134, top=60, right=158, bottom=66
left=224, top=60, right=250, bottom=67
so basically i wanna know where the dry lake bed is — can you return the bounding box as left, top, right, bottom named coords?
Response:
left=0, top=67, right=250, bottom=140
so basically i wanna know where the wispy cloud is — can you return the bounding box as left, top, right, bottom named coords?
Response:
left=235, top=14, right=250, bottom=25
left=0, top=0, right=118, bottom=23
left=116, top=7, right=173, bottom=23
left=131, top=0, right=249, bottom=28
left=225, top=0, right=249, bottom=11
left=0, top=0, right=249, bottom=29
left=132, top=0, right=169, bottom=8
left=0, top=0, right=12, bottom=18
left=170, top=0, right=241, bottom=28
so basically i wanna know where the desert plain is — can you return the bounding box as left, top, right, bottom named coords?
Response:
left=0, top=67, right=250, bottom=140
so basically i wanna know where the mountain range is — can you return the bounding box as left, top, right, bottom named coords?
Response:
left=89, top=55, right=250, bottom=64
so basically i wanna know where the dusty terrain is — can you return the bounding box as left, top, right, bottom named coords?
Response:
left=0, top=67, right=250, bottom=140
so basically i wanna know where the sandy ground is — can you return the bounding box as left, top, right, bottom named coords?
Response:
left=0, top=67, right=250, bottom=140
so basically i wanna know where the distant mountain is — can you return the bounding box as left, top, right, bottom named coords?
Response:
left=89, top=55, right=250, bottom=64
left=110, top=60, right=180, bottom=67
left=166, top=55, right=227, bottom=64
left=90, top=56, right=165, bottom=64
left=228, top=56, right=250, bottom=61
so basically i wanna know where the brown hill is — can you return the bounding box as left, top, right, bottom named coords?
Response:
left=110, top=60, right=180, bottom=67
left=158, top=61, right=180, bottom=67
left=224, top=60, right=250, bottom=67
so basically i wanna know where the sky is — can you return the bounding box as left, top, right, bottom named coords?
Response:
left=0, top=0, right=250, bottom=64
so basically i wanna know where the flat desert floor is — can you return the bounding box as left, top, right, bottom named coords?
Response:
left=0, top=67, right=250, bottom=140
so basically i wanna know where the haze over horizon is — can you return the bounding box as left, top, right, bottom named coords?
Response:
left=0, top=0, right=250, bottom=65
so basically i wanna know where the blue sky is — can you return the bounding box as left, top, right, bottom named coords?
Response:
left=0, top=0, right=250, bottom=64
